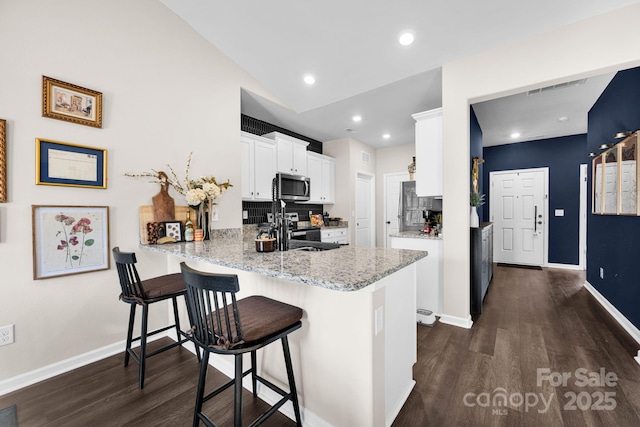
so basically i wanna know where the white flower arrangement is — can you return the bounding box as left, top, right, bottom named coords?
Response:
left=125, top=152, right=232, bottom=209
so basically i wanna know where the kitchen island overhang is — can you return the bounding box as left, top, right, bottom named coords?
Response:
left=140, top=235, right=427, bottom=427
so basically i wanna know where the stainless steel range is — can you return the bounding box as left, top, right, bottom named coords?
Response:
left=268, top=212, right=321, bottom=242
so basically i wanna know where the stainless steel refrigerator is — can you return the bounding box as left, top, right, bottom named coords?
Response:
left=398, top=181, right=442, bottom=231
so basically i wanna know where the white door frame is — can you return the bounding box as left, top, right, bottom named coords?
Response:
left=579, top=164, right=587, bottom=270
left=356, top=170, right=376, bottom=247
left=383, top=172, right=409, bottom=248
left=489, top=167, right=549, bottom=266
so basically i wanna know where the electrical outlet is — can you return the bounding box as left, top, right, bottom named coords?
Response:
left=242, top=210, right=248, bottom=220
left=0, top=325, right=14, bottom=346
left=211, top=206, right=219, bottom=222
left=600, top=267, right=604, bottom=279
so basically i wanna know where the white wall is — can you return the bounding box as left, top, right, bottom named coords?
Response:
left=0, top=0, right=280, bottom=381
left=441, top=3, right=640, bottom=324
left=324, top=137, right=377, bottom=245
left=375, top=143, right=415, bottom=247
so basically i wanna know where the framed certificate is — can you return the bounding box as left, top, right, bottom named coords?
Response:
left=36, top=139, right=107, bottom=189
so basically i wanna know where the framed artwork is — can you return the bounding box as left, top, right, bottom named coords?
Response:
left=163, top=221, right=183, bottom=241
left=36, top=138, right=107, bottom=189
left=0, top=119, right=5, bottom=202
left=145, top=221, right=184, bottom=244
left=42, top=76, right=103, bottom=128
left=32, top=205, right=110, bottom=280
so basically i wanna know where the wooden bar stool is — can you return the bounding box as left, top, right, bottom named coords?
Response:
left=180, top=262, right=304, bottom=427
left=112, top=247, right=192, bottom=389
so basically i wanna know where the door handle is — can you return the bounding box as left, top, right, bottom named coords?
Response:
left=534, top=206, right=537, bottom=232
left=386, top=221, right=391, bottom=224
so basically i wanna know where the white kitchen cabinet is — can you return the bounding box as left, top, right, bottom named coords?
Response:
left=262, top=131, right=309, bottom=176
left=241, top=131, right=276, bottom=201
left=412, top=108, right=443, bottom=197
left=306, top=152, right=335, bottom=204
left=390, top=236, right=442, bottom=324
left=321, top=227, right=348, bottom=244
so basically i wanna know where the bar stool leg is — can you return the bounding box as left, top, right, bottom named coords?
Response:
left=139, top=304, right=149, bottom=389
left=124, top=304, right=136, bottom=367
left=194, top=350, right=209, bottom=427
left=172, top=296, right=182, bottom=340
left=282, top=336, right=302, bottom=426
left=251, top=350, right=258, bottom=398
left=234, top=354, right=243, bottom=427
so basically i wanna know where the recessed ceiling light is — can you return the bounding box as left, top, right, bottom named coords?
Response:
left=303, top=74, right=316, bottom=85
left=352, top=115, right=362, bottom=122
left=510, top=132, right=521, bottom=139
left=382, top=133, right=390, bottom=139
left=398, top=30, right=415, bottom=46
left=557, top=116, right=569, bottom=122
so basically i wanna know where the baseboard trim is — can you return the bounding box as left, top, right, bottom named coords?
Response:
left=386, top=380, right=415, bottom=427
left=546, top=263, right=584, bottom=271
left=438, top=314, right=473, bottom=329
left=0, top=334, right=162, bottom=397
left=584, top=281, right=640, bottom=351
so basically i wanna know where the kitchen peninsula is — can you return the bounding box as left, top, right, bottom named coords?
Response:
left=141, top=231, right=427, bottom=427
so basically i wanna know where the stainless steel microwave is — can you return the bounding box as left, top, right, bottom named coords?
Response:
left=276, top=173, right=310, bottom=202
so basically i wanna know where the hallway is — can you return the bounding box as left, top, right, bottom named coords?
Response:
left=393, top=265, right=640, bottom=426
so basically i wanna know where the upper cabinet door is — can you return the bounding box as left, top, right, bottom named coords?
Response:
left=240, top=135, right=254, bottom=200
left=241, top=132, right=276, bottom=201
left=253, top=139, right=276, bottom=200
left=276, top=137, right=294, bottom=174
left=413, top=108, right=443, bottom=197
left=263, top=132, right=309, bottom=175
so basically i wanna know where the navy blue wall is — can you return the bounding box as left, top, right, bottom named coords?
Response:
left=470, top=106, right=484, bottom=221
left=482, top=134, right=587, bottom=265
left=587, top=67, right=640, bottom=329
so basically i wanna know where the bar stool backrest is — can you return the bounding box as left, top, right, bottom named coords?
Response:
left=112, top=247, right=146, bottom=304
left=180, top=262, right=243, bottom=349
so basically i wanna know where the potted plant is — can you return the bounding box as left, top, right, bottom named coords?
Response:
left=470, top=192, right=485, bottom=228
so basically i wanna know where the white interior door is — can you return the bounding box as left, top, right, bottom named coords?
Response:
left=356, top=172, right=374, bottom=247
left=384, top=173, right=409, bottom=247
left=490, top=168, right=547, bottom=266
left=579, top=164, right=587, bottom=269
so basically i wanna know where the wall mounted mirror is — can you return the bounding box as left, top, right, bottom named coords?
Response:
left=620, top=133, right=638, bottom=215
left=593, top=153, right=603, bottom=213
left=593, top=131, right=640, bottom=215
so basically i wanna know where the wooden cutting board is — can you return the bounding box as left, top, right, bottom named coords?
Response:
left=151, top=171, right=175, bottom=222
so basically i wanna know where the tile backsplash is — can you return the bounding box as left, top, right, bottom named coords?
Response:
left=242, top=201, right=324, bottom=224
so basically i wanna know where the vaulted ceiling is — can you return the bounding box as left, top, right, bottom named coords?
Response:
left=161, top=0, right=639, bottom=148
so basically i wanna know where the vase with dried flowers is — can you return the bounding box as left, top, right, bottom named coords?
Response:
left=125, top=152, right=232, bottom=239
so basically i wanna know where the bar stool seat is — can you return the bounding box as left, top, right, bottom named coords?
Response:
left=180, top=262, right=304, bottom=427
left=112, top=247, right=192, bottom=389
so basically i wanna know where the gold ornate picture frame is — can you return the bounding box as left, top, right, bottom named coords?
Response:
left=0, top=119, right=5, bottom=202
left=42, top=76, right=103, bottom=128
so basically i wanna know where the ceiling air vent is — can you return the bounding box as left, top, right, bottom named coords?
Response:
left=527, top=79, right=587, bottom=96
left=361, top=151, right=371, bottom=164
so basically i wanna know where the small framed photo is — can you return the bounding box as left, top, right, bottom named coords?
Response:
left=32, top=205, right=110, bottom=280
left=42, top=76, right=103, bottom=128
left=163, top=221, right=183, bottom=241
left=36, top=138, right=107, bottom=189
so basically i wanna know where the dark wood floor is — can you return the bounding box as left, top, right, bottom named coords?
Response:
left=393, top=265, right=640, bottom=426
left=2, top=266, right=640, bottom=426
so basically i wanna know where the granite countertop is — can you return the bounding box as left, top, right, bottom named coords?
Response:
left=140, top=232, right=427, bottom=292
left=389, top=230, right=443, bottom=240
